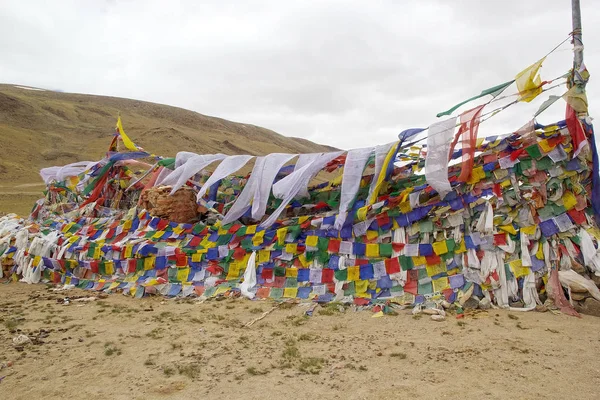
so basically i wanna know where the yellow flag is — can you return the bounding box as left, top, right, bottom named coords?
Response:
left=305, top=235, right=319, bottom=247
left=412, top=256, right=426, bottom=266
left=105, top=261, right=115, bottom=275
left=365, top=244, right=379, bottom=258
left=144, top=256, right=155, bottom=270
left=355, top=279, right=369, bottom=294
left=277, top=227, right=287, bottom=246
left=226, top=263, right=240, bottom=280
left=356, top=206, right=369, bottom=222
left=562, top=191, right=577, bottom=210
left=298, top=253, right=309, bottom=267
left=455, top=240, right=467, bottom=254
left=347, top=266, right=360, bottom=281
left=177, top=267, right=190, bottom=282
left=116, top=116, right=138, bottom=151
left=366, top=230, right=378, bottom=241
left=432, top=241, right=449, bottom=255
left=499, top=224, right=517, bottom=235
left=515, top=58, right=545, bottom=103
left=432, top=277, right=450, bottom=292
left=93, top=246, right=102, bottom=259
left=258, top=250, right=270, bottom=263
left=369, top=142, right=399, bottom=204
left=124, top=244, right=133, bottom=258
left=286, top=243, right=298, bottom=254
left=252, top=230, right=265, bottom=246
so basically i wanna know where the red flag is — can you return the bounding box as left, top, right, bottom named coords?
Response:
left=449, top=105, right=485, bottom=182
left=127, top=259, right=137, bottom=274
left=565, top=103, right=587, bottom=157
left=321, top=269, right=334, bottom=283
left=493, top=183, right=502, bottom=198
left=384, top=257, right=400, bottom=274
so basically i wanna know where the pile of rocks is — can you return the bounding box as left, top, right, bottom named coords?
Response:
left=138, top=186, right=199, bottom=223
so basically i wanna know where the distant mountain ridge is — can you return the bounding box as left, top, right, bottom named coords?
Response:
left=0, top=83, right=338, bottom=185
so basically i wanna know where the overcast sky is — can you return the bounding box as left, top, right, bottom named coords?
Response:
left=1, top=0, right=598, bottom=150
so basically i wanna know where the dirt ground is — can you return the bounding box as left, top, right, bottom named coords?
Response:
left=1, top=283, right=600, bottom=400
left=0, top=183, right=44, bottom=216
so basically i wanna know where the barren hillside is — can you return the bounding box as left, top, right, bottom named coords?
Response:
left=0, top=84, right=337, bottom=185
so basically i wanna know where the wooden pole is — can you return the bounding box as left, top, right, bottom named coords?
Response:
left=571, top=0, right=588, bottom=98
left=572, top=0, right=583, bottom=69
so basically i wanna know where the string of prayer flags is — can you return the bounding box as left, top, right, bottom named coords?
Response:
left=436, top=80, right=513, bottom=117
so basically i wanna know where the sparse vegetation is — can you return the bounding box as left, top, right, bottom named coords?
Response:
left=104, top=342, right=122, bottom=356
left=282, top=339, right=300, bottom=360
left=246, top=366, right=268, bottom=376
left=176, top=362, right=202, bottom=379
left=298, top=333, right=313, bottom=341
left=318, top=302, right=343, bottom=316
left=298, top=357, right=325, bottom=374
left=332, top=323, right=345, bottom=331
left=4, top=318, right=21, bottom=331
left=146, top=328, right=165, bottom=339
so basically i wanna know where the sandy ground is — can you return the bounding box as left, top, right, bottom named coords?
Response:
left=1, top=283, right=600, bottom=400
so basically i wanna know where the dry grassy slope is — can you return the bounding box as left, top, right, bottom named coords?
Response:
left=0, top=84, right=338, bottom=185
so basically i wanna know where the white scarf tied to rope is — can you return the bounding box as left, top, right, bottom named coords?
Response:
left=40, top=161, right=98, bottom=184
left=261, top=151, right=343, bottom=228
left=159, top=154, right=227, bottom=194
left=251, top=154, right=297, bottom=220
left=196, top=155, right=254, bottom=201
left=334, top=147, right=374, bottom=230
left=424, top=117, right=457, bottom=198
left=287, top=153, right=321, bottom=199
left=239, top=251, right=257, bottom=299
left=578, top=229, right=600, bottom=276
left=222, top=153, right=296, bottom=224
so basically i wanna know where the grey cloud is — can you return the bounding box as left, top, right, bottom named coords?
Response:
left=1, top=0, right=598, bottom=150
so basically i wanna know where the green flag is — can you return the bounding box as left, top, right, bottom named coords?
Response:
left=436, top=80, right=514, bottom=117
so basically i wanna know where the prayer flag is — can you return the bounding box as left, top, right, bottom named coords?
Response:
left=565, top=103, right=587, bottom=157
left=437, top=80, right=513, bottom=117
left=425, top=117, right=457, bottom=196
left=515, top=58, right=545, bottom=103
left=115, top=116, right=138, bottom=151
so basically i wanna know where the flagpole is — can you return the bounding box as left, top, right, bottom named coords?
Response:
left=571, top=0, right=587, bottom=98
left=571, top=0, right=583, bottom=71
